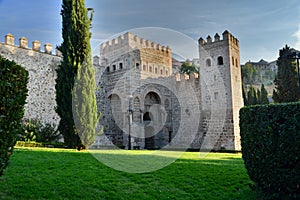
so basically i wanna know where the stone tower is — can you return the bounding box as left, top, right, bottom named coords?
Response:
left=198, top=30, right=243, bottom=150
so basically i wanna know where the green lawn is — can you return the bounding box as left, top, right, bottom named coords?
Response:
left=0, top=148, right=256, bottom=200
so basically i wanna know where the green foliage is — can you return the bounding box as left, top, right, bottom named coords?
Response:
left=20, top=118, right=60, bottom=143
left=179, top=60, right=199, bottom=75
left=56, top=0, right=98, bottom=149
left=260, top=84, right=269, bottom=104
left=240, top=103, right=300, bottom=199
left=0, top=55, right=28, bottom=176
left=14, top=141, right=65, bottom=148
left=36, top=122, right=60, bottom=143
left=19, top=118, right=40, bottom=141
left=243, top=84, right=269, bottom=106
left=246, top=85, right=257, bottom=105
left=273, top=45, right=300, bottom=103
left=242, top=63, right=261, bottom=84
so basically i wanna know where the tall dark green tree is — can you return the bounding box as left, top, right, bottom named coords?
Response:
left=56, top=0, right=98, bottom=149
left=273, top=45, right=300, bottom=103
left=247, top=85, right=257, bottom=105
left=260, top=84, right=269, bottom=104
left=242, top=83, right=248, bottom=106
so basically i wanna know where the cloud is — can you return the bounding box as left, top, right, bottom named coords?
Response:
left=294, top=25, right=300, bottom=50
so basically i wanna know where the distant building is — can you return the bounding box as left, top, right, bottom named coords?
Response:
left=242, top=59, right=278, bottom=84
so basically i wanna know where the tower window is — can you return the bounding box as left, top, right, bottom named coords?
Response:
left=106, top=66, right=110, bottom=72
left=235, top=59, right=238, bottom=67
left=232, top=57, right=235, bottom=66
left=166, top=70, right=169, bottom=76
left=160, top=69, right=163, bottom=75
left=217, top=56, right=224, bottom=65
left=155, top=68, right=158, bottom=74
left=136, top=63, right=140, bottom=69
left=113, top=65, right=116, bottom=71
left=206, top=59, right=211, bottom=67
left=143, top=65, right=146, bottom=71
left=119, top=63, right=123, bottom=69
left=149, top=66, right=152, bottom=73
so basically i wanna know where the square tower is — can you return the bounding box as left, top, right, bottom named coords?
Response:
left=198, top=30, right=244, bottom=150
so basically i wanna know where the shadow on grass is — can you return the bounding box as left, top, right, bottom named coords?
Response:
left=0, top=148, right=256, bottom=200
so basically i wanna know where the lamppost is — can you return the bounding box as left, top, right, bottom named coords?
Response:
left=128, top=95, right=133, bottom=150
left=287, top=51, right=300, bottom=93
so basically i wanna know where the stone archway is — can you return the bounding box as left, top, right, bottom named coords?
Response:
left=143, top=112, right=154, bottom=149
left=143, top=92, right=161, bottom=149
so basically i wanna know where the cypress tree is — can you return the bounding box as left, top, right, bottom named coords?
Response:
left=242, top=83, right=248, bottom=106
left=256, top=88, right=261, bottom=104
left=247, top=85, right=257, bottom=105
left=273, top=45, right=300, bottom=102
left=55, top=0, right=98, bottom=149
left=260, top=84, right=269, bottom=104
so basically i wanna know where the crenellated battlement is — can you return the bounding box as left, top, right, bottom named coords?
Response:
left=100, top=32, right=171, bottom=56
left=198, top=30, right=239, bottom=48
left=2, top=33, right=61, bottom=56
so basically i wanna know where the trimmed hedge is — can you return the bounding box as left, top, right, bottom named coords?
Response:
left=240, top=102, right=300, bottom=199
left=0, top=56, right=29, bottom=176
left=15, top=141, right=66, bottom=148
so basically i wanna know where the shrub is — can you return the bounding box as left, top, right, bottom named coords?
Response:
left=240, top=102, right=300, bottom=199
left=36, top=122, right=61, bottom=143
left=20, top=118, right=61, bottom=143
left=0, top=56, right=29, bottom=176
left=20, top=118, right=41, bottom=141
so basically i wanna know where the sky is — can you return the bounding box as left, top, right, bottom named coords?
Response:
left=0, top=0, right=299, bottom=63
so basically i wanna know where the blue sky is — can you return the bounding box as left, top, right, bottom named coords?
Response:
left=0, top=0, right=299, bottom=63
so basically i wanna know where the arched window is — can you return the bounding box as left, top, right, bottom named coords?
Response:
left=106, top=66, right=110, bottom=72
left=206, top=59, right=211, bottom=67
left=113, top=65, right=116, bottom=71
left=119, top=63, right=123, bottom=70
left=232, top=57, right=235, bottom=66
left=217, top=56, right=224, bottom=65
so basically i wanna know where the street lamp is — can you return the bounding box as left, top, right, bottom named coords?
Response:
left=128, top=95, right=133, bottom=150
left=287, top=51, right=300, bottom=93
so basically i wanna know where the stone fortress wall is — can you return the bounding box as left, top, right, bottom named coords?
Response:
left=0, top=30, right=243, bottom=150
left=0, top=34, right=62, bottom=125
left=95, top=31, right=243, bottom=150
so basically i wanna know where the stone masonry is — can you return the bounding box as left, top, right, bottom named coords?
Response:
left=0, top=34, right=61, bottom=125
left=0, top=31, right=243, bottom=150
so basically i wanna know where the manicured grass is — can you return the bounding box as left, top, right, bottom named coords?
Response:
left=0, top=148, right=256, bottom=200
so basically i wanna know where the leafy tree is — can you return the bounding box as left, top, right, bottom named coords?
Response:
left=0, top=56, right=28, bottom=176
left=273, top=45, right=300, bottom=102
left=260, top=84, right=269, bottom=104
left=179, top=60, right=199, bottom=75
left=55, top=0, right=98, bottom=149
left=241, top=63, right=254, bottom=84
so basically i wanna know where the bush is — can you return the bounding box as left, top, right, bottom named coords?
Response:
left=0, top=56, right=29, bottom=176
left=240, top=102, right=300, bottom=199
left=20, top=118, right=61, bottom=143
left=19, top=118, right=40, bottom=141
left=14, top=141, right=65, bottom=148
left=37, top=122, right=61, bottom=143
